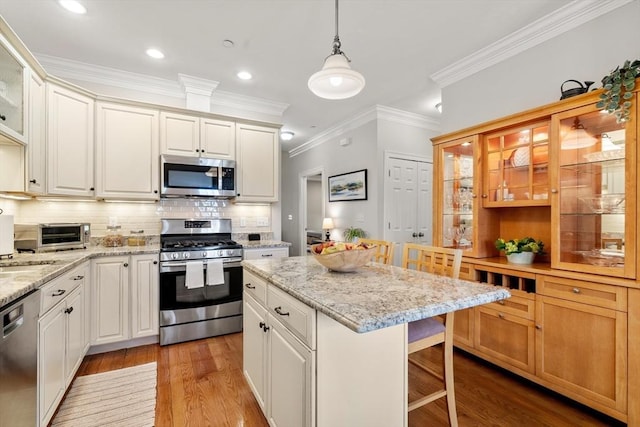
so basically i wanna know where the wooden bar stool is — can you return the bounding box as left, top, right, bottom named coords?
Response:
left=358, top=237, right=395, bottom=265
left=402, top=243, right=463, bottom=426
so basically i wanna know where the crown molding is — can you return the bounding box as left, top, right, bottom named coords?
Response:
left=35, top=53, right=289, bottom=118
left=289, top=105, right=437, bottom=158
left=430, top=0, right=635, bottom=88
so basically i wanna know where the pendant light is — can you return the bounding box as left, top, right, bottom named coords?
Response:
left=561, top=117, right=598, bottom=150
left=308, top=0, right=365, bottom=100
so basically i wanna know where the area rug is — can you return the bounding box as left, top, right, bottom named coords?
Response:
left=50, top=362, right=157, bottom=427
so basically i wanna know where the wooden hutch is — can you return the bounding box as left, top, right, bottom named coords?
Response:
left=431, top=82, right=639, bottom=425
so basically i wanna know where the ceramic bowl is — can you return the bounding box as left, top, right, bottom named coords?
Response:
left=311, top=244, right=377, bottom=272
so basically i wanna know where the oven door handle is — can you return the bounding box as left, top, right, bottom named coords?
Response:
left=160, top=258, right=243, bottom=272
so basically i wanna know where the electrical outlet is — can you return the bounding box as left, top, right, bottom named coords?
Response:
left=288, top=214, right=293, bottom=220
left=240, top=217, right=247, bottom=227
left=356, top=214, right=365, bottom=222
left=257, top=217, right=269, bottom=227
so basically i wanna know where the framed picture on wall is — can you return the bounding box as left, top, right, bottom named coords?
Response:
left=328, top=169, right=367, bottom=202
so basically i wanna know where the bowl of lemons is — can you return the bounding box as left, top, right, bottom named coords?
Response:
left=310, top=241, right=377, bottom=272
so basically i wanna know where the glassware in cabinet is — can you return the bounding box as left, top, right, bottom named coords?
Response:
left=551, top=103, right=636, bottom=279
left=0, top=33, right=27, bottom=144
left=484, top=122, right=550, bottom=206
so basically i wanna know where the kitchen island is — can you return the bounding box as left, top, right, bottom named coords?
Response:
left=242, top=256, right=510, bottom=427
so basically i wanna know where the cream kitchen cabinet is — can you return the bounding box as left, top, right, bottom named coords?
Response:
left=38, top=262, right=89, bottom=427
left=243, top=269, right=314, bottom=427
left=26, top=70, right=45, bottom=194
left=160, top=111, right=235, bottom=159
left=236, top=123, right=279, bottom=202
left=91, top=254, right=159, bottom=346
left=96, top=102, right=160, bottom=200
left=0, top=31, right=28, bottom=145
left=0, top=141, right=24, bottom=191
left=243, top=247, right=289, bottom=260
left=46, top=82, right=94, bottom=196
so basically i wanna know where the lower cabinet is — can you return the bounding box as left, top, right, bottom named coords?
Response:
left=243, top=270, right=314, bottom=427
left=91, top=254, right=159, bottom=345
left=38, top=262, right=89, bottom=427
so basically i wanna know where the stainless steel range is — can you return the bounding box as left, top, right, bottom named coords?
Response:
left=159, top=218, right=243, bottom=346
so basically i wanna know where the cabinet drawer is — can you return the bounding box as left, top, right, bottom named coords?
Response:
left=267, top=285, right=316, bottom=349
left=244, top=247, right=289, bottom=260
left=244, top=269, right=267, bottom=306
left=537, top=275, right=627, bottom=312
left=486, top=289, right=535, bottom=320
left=40, top=268, right=85, bottom=314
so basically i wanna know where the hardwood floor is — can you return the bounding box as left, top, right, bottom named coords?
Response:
left=75, top=333, right=624, bottom=427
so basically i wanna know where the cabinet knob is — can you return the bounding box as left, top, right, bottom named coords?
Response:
left=29, top=179, right=37, bottom=184
left=259, top=321, right=266, bottom=329
left=498, top=313, right=505, bottom=319
left=472, top=194, right=477, bottom=198
left=481, top=194, right=488, bottom=198
left=418, top=232, right=424, bottom=237
left=497, top=300, right=505, bottom=305
left=245, top=283, right=256, bottom=289
left=551, top=189, right=558, bottom=194
left=64, top=306, right=74, bottom=314
left=274, top=306, right=290, bottom=316
left=154, top=190, right=158, bottom=194
left=72, top=275, right=84, bottom=280
left=0, top=114, right=5, bottom=121
left=153, top=260, right=158, bottom=265
left=535, top=324, right=542, bottom=330
left=572, top=287, right=580, bottom=294
left=90, top=187, right=95, bottom=191
left=412, top=232, right=418, bottom=238
left=123, top=263, right=129, bottom=267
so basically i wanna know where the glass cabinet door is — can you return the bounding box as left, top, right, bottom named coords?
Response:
left=0, top=34, right=26, bottom=144
left=441, top=139, right=474, bottom=251
left=551, top=102, right=636, bottom=279
left=484, top=121, right=550, bottom=206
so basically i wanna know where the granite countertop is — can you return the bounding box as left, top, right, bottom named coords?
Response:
left=243, top=256, right=511, bottom=333
left=0, top=244, right=160, bottom=309
left=238, top=240, right=291, bottom=249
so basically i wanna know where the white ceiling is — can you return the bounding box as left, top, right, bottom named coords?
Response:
left=0, top=0, right=575, bottom=151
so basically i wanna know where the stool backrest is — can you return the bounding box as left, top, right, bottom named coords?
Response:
left=402, top=244, right=462, bottom=279
left=358, top=238, right=395, bottom=265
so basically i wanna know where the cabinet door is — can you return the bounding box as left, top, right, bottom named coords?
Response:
left=474, top=306, right=535, bottom=374
left=536, top=295, right=627, bottom=415
left=130, top=254, right=159, bottom=339
left=243, top=247, right=289, bottom=260
left=0, top=33, right=27, bottom=144
left=550, top=102, right=636, bottom=279
left=268, top=315, right=313, bottom=427
left=91, top=256, right=129, bottom=345
left=243, top=295, right=268, bottom=414
left=96, top=102, right=159, bottom=200
left=64, top=285, right=85, bottom=386
left=0, top=141, right=24, bottom=191
left=38, top=303, right=66, bottom=427
left=47, top=83, right=94, bottom=196
left=160, top=111, right=199, bottom=156
left=236, top=124, right=279, bottom=202
left=27, top=70, right=45, bottom=194
left=201, top=118, right=235, bottom=159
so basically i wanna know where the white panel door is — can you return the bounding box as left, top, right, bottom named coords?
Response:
left=201, top=118, right=235, bottom=159
left=160, top=111, right=199, bottom=156
left=130, top=254, right=159, bottom=338
left=91, top=257, right=129, bottom=345
left=243, top=295, right=268, bottom=413
left=236, top=124, right=279, bottom=202
left=64, top=286, right=85, bottom=386
left=385, top=157, right=432, bottom=264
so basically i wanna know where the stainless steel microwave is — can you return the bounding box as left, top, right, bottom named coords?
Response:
left=14, top=223, right=90, bottom=253
left=160, top=155, right=236, bottom=198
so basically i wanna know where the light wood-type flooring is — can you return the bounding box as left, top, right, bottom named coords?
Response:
left=73, top=333, right=624, bottom=427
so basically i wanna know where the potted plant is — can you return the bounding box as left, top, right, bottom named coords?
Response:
left=495, top=237, right=544, bottom=264
left=596, top=59, right=640, bottom=123
left=343, top=226, right=366, bottom=242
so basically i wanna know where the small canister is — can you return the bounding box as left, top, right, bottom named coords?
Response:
left=128, top=229, right=146, bottom=247
left=103, top=225, right=124, bottom=247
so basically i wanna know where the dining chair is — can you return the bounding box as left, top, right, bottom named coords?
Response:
left=358, top=237, right=395, bottom=265
left=402, top=243, right=463, bottom=426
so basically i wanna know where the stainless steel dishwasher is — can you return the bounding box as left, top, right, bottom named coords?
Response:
left=0, top=289, right=40, bottom=427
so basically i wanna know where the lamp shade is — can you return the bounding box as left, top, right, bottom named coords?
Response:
left=322, top=217, right=335, bottom=229
left=308, top=54, right=365, bottom=100
left=561, top=118, right=598, bottom=150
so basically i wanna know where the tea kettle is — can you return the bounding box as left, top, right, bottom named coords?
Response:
left=560, top=80, right=594, bottom=100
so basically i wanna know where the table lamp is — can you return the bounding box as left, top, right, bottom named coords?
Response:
left=322, top=217, right=335, bottom=241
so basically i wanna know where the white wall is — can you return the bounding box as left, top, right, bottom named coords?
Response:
left=306, top=180, right=323, bottom=232
left=440, top=1, right=640, bottom=132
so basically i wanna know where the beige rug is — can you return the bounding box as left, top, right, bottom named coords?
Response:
left=51, top=362, right=157, bottom=427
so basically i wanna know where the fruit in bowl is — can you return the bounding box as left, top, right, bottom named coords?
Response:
left=311, top=241, right=377, bottom=272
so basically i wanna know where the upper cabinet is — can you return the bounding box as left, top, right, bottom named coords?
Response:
left=236, top=123, right=280, bottom=202
left=484, top=121, right=550, bottom=207
left=0, top=32, right=27, bottom=145
left=95, top=101, right=160, bottom=200
left=550, top=101, right=636, bottom=279
left=434, top=135, right=499, bottom=257
left=160, top=111, right=235, bottom=159
left=46, top=82, right=94, bottom=197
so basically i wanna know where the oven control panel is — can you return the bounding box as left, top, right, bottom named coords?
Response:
left=160, top=248, right=243, bottom=262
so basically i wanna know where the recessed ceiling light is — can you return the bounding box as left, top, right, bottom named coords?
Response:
left=237, top=71, right=252, bottom=80
left=280, top=131, right=294, bottom=141
left=146, top=48, right=165, bottom=59
left=58, top=0, right=86, bottom=14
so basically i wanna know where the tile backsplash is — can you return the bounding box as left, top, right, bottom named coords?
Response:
left=1, top=198, right=273, bottom=237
